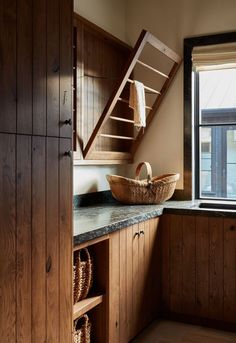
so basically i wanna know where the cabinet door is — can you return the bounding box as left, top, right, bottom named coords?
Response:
left=109, top=219, right=161, bottom=343
left=0, top=134, right=72, bottom=342
left=0, top=0, right=72, bottom=137
left=161, top=214, right=236, bottom=325
left=0, top=3, right=16, bottom=133
left=134, top=218, right=160, bottom=334
left=0, top=134, right=16, bottom=342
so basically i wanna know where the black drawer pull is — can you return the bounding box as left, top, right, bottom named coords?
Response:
left=134, top=232, right=140, bottom=238
left=139, top=230, right=145, bottom=235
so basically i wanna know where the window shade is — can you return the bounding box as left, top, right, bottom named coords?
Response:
left=192, top=42, right=236, bottom=71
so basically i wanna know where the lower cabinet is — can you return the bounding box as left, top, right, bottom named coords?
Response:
left=109, top=217, right=161, bottom=342
left=0, top=134, right=72, bottom=342
left=161, top=213, right=236, bottom=325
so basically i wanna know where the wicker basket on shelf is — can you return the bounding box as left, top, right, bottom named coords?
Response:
left=73, top=248, right=93, bottom=304
left=73, top=314, right=91, bottom=343
left=106, top=162, right=179, bottom=205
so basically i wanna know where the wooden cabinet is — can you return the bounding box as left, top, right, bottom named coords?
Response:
left=109, top=218, right=161, bottom=342
left=161, top=213, right=236, bottom=326
left=1, top=0, right=73, bottom=340
left=73, top=13, right=133, bottom=164
left=0, top=0, right=72, bottom=137
left=0, top=134, right=73, bottom=342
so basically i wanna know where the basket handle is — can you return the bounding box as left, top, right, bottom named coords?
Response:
left=78, top=248, right=93, bottom=296
left=135, top=162, right=152, bottom=184
left=74, top=314, right=89, bottom=330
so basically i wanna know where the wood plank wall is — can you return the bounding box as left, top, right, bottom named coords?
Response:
left=161, top=214, right=236, bottom=326
left=0, top=1, right=73, bottom=341
left=73, top=14, right=133, bottom=159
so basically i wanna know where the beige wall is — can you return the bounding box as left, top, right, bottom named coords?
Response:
left=74, top=0, right=126, bottom=42
left=126, top=0, right=236, bottom=189
left=73, top=0, right=236, bottom=194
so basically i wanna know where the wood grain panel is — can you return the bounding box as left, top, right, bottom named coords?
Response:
left=0, top=134, right=16, bottom=342
left=143, top=219, right=151, bottom=327
left=75, top=20, right=84, bottom=158
left=109, top=230, right=120, bottom=343
left=132, top=224, right=140, bottom=337
left=32, top=136, right=46, bottom=342
left=161, top=215, right=170, bottom=313
left=126, top=226, right=133, bottom=341
left=16, top=135, right=32, bottom=342
left=47, top=0, right=60, bottom=137
left=170, top=214, right=183, bottom=313
left=46, top=138, right=59, bottom=342
left=208, top=217, right=224, bottom=320
left=59, top=138, right=73, bottom=343
left=223, top=218, right=236, bottom=323
left=59, top=0, right=72, bottom=138
left=0, top=1, right=16, bottom=133
left=73, top=15, right=131, bottom=161
left=119, top=228, right=128, bottom=342
left=138, top=221, right=146, bottom=331
left=32, top=0, right=46, bottom=135
left=149, top=217, right=161, bottom=319
left=196, top=216, right=209, bottom=317
left=17, top=0, right=32, bottom=134
left=182, top=215, right=196, bottom=315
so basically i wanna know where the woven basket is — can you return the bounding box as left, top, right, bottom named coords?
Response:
left=106, top=162, right=179, bottom=205
left=73, top=314, right=91, bottom=343
left=73, top=248, right=93, bottom=304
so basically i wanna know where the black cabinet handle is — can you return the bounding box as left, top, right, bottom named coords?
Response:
left=64, top=118, right=72, bottom=125
left=64, top=150, right=72, bottom=157
left=139, top=230, right=145, bottom=235
left=230, top=225, right=235, bottom=231
left=134, top=232, right=140, bottom=238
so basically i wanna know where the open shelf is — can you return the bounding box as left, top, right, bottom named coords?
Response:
left=73, top=294, right=104, bottom=320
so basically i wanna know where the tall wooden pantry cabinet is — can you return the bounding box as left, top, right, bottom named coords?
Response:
left=0, top=1, right=73, bottom=342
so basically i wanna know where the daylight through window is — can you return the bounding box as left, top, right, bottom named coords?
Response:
left=193, top=44, right=236, bottom=200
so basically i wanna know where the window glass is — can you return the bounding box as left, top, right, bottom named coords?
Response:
left=196, top=68, right=236, bottom=200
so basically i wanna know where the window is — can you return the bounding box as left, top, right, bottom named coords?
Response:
left=183, top=32, right=236, bottom=200
left=193, top=51, right=236, bottom=200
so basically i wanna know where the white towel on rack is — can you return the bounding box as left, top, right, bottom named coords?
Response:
left=129, top=80, right=146, bottom=127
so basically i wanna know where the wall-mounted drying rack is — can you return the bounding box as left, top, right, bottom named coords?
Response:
left=81, top=29, right=182, bottom=162
left=73, top=14, right=182, bottom=164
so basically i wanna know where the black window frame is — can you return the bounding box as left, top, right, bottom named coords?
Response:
left=180, top=31, right=236, bottom=200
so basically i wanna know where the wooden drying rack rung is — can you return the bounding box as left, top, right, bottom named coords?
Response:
left=117, top=97, right=152, bottom=110
left=100, top=133, right=134, bottom=140
left=127, top=79, right=161, bottom=95
left=137, top=60, right=169, bottom=79
left=110, top=116, right=135, bottom=124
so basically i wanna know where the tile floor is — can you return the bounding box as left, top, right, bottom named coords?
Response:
left=132, top=320, right=236, bottom=343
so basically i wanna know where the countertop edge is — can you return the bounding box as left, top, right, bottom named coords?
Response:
left=74, top=200, right=236, bottom=246
left=74, top=207, right=163, bottom=246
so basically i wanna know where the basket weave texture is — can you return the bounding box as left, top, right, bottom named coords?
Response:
left=106, top=162, right=179, bottom=205
left=73, top=314, right=91, bottom=343
left=73, top=248, right=93, bottom=304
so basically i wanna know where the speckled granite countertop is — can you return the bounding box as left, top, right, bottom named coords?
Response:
left=74, top=200, right=236, bottom=245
